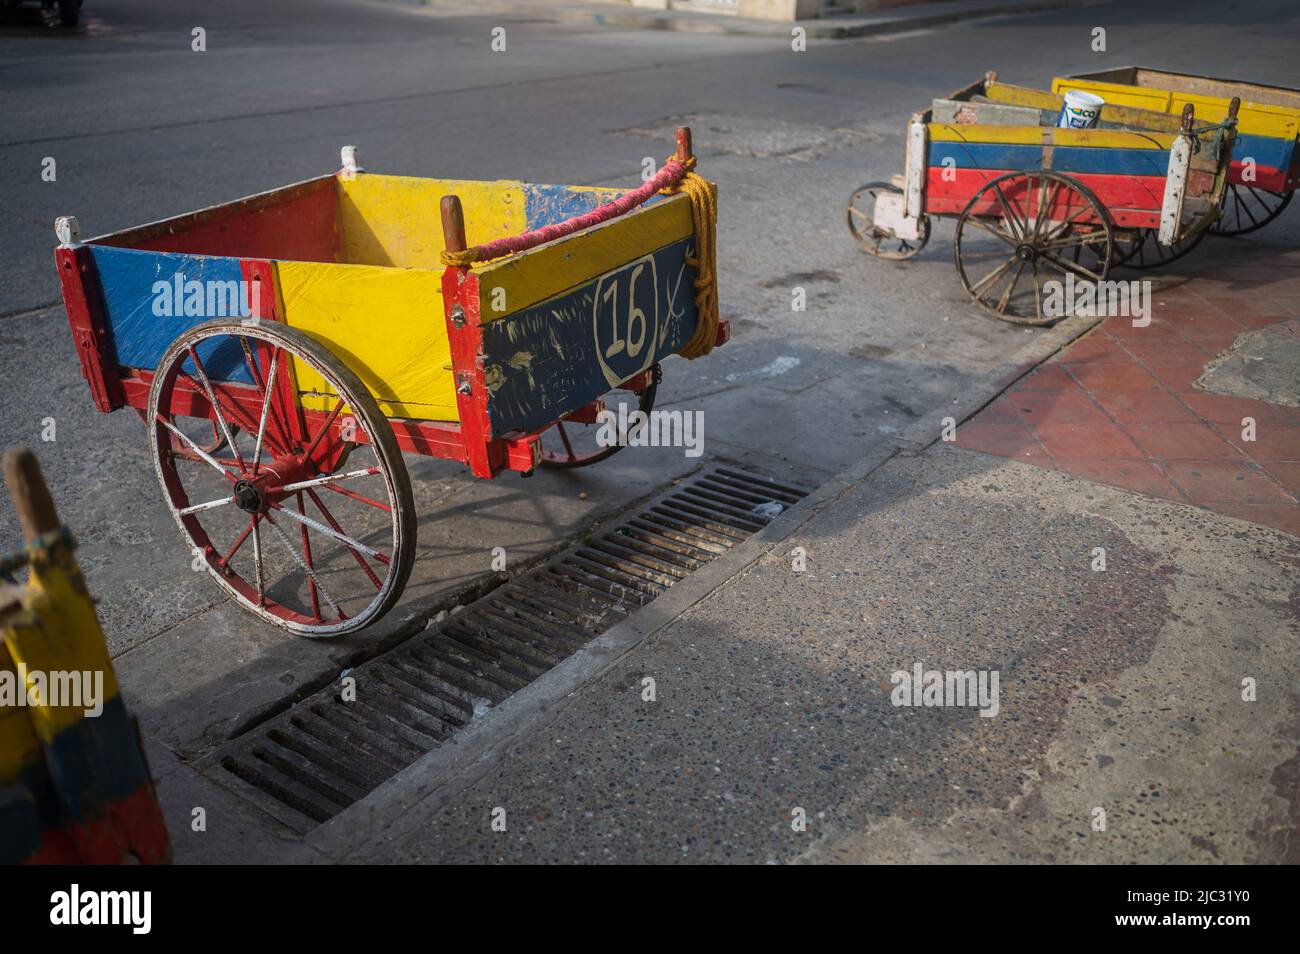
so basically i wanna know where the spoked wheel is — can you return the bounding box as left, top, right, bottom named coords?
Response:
left=954, top=171, right=1113, bottom=325
left=540, top=365, right=660, bottom=468
left=1111, top=227, right=1207, bottom=269
left=1210, top=184, right=1294, bottom=236
left=846, top=182, right=931, bottom=260
left=146, top=319, right=415, bottom=637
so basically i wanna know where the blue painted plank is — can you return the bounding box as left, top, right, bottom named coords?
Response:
left=1230, top=132, right=1294, bottom=172
left=929, top=141, right=1175, bottom=176
left=88, top=246, right=255, bottom=382
left=482, top=236, right=698, bottom=436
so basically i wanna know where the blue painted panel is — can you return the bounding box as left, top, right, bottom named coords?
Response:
left=1230, top=132, right=1294, bottom=171
left=88, top=245, right=255, bottom=382
left=482, top=236, right=698, bottom=436
left=929, top=141, right=1175, bottom=176
left=523, top=183, right=671, bottom=231
left=41, top=695, right=152, bottom=826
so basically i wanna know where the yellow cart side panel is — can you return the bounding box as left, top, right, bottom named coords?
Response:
left=274, top=259, right=459, bottom=421
left=985, top=80, right=1184, bottom=134
left=337, top=174, right=529, bottom=269
left=1052, top=78, right=1300, bottom=140
left=929, top=123, right=1177, bottom=150
left=475, top=195, right=695, bottom=323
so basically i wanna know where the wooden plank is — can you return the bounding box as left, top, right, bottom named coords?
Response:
left=338, top=174, right=528, bottom=268
left=481, top=235, right=698, bottom=437
left=929, top=140, right=1173, bottom=177
left=86, top=245, right=257, bottom=381
left=930, top=98, right=1040, bottom=127
left=929, top=122, right=1178, bottom=150
left=274, top=259, right=459, bottom=421
left=474, top=194, right=694, bottom=325
left=923, top=167, right=1164, bottom=228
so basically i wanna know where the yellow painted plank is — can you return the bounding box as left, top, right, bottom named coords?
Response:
left=2, top=573, right=121, bottom=741
left=929, top=123, right=1177, bottom=150
left=1053, top=78, right=1300, bottom=140
left=475, top=194, right=694, bottom=322
left=275, top=259, right=459, bottom=421
left=0, top=642, right=43, bottom=782
left=986, top=80, right=1186, bottom=134
left=338, top=174, right=528, bottom=268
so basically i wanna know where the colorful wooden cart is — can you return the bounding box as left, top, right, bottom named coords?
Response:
left=1054, top=68, right=1299, bottom=242
left=846, top=72, right=1239, bottom=324
left=53, top=129, right=724, bottom=637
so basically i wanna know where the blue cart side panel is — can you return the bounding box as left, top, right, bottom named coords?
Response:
left=928, top=141, right=1179, bottom=177
left=523, top=183, right=626, bottom=230
left=482, top=235, right=698, bottom=437
left=87, top=245, right=255, bottom=383
left=1230, top=132, right=1295, bottom=175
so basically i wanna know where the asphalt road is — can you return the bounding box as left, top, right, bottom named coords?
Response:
left=1, top=0, right=1297, bottom=760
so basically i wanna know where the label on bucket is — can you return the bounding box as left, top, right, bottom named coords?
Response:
left=1058, top=90, right=1104, bottom=129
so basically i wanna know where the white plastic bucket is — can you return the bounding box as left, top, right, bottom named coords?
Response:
left=1058, top=90, right=1104, bottom=129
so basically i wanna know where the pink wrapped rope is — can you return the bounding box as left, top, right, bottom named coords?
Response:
left=441, top=159, right=689, bottom=267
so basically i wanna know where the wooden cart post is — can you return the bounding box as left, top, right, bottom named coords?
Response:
left=1, top=448, right=170, bottom=864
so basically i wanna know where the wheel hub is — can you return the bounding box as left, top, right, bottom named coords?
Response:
left=1016, top=243, right=1038, bottom=263
left=232, top=479, right=264, bottom=514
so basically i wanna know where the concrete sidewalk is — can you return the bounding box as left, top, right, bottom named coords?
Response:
left=381, top=0, right=1101, bottom=39
left=336, top=441, right=1297, bottom=863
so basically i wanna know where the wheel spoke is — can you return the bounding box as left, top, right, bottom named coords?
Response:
left=297, top=492, right=321, bottom=622
left=556, top=422, right=576, bottom=461
left=302, top=398, right=346, bottom=465
left=1032, top=261, right=1044, bottom=322
left=186, top=346, right=246, bottom=471
left=177, top=494, right=236, bottom=516
left=970, top=255, right=1020, bottom=297
left=264, top=512, right=341, bottom=619
left=992, top=183, right=1028, bottom=241
left=276, top=498, right=388, bottom=563
left=219, top=518, right=256, bottom=570
left=251, top=350, right=280, bottom=476
left=307, top=489, right=385, bottom=589
left=252, top=517, right=265, bottom=607
left=964, top=215, right=1019, bottom=247
left=239, top=337, right=294, bottom=453
left=325, top=483, right=393, bottom=512
left=1041, top=251, right=1104, bottom=283
left=158, top=415, right=238, bottom=481
left=276, top=467, right=381, bottom=494
left=995, top=261, right=1026, bottom=315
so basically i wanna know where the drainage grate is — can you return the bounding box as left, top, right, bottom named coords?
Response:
left=205, top=466, right=811, bottom=832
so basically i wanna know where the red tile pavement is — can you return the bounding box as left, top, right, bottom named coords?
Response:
left=957, top=268, right=1300, bottom=537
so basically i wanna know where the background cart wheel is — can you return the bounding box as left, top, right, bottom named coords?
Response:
left=540, top=365, right=660, bottom=468
left=146, top=319, right=415, bottom=637
left=1209, top=184, right=1294, bottom=236
left=846, top=182, right=931, bottom=260
left=954, top=171, right=1113, bottom=326
left=1112, top=227, right=1206, bottom=269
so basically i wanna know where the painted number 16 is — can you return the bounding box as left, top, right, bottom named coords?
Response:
left=602, top=263, right=649, bottom=360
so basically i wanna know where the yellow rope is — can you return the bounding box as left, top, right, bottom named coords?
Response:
left=441, top=247, right=476, bottom=268
left=660, top=155, right=719, bottom=359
